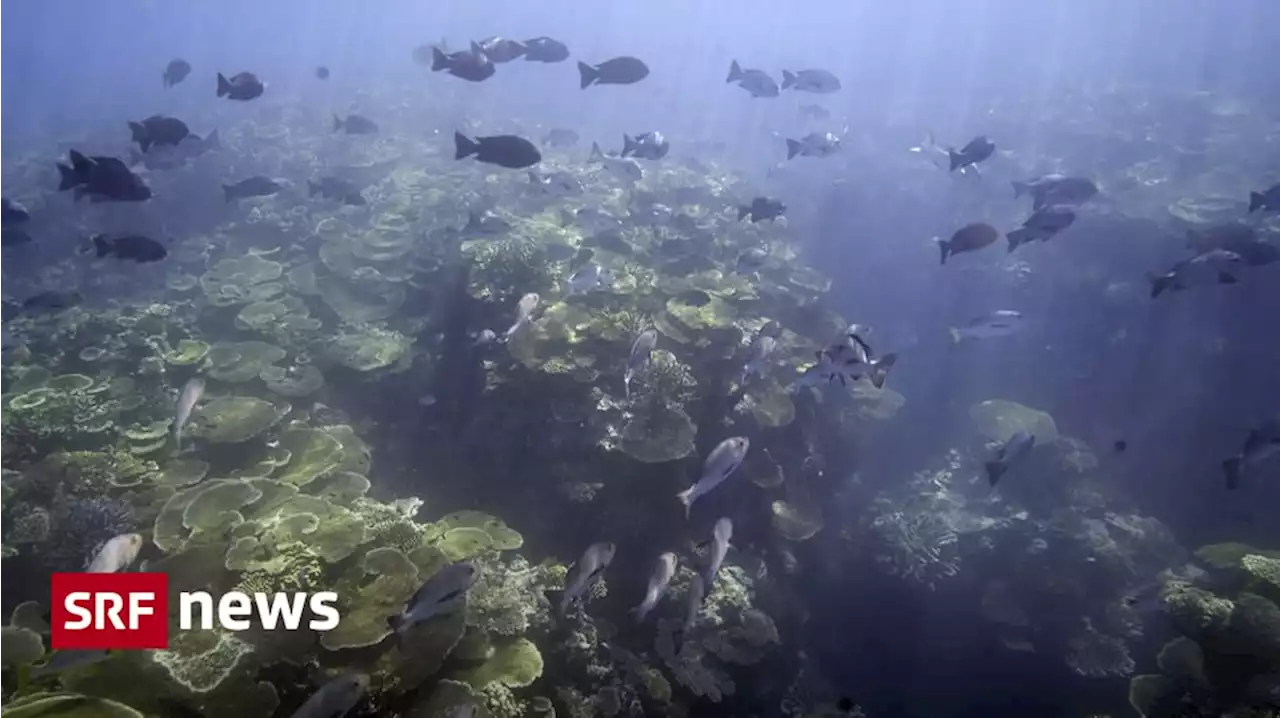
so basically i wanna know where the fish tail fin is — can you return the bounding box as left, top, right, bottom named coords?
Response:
left=985, top=460, right=1008, bottom=487
left=1249, top=191, right=1264, bottom=213
left=1148, top=272, right=1173, bottom=298
left=677, top=486, right=695, bottom=518
left=737, top=205, right=750, bottom=221
left=1007, top=228, right=1030, bottom=253
left=455, top=132, right=479, bottom=160
left=1223, top=456, right=1243, bottom=490
left=937, top=238, right=950, bottom=265
left=92, top=234, right=112, bottom=258
left=785, top=139, right=803, bottom=160
left=1218, top=272, right=1238, bottom=285
left=332, top=115, right=343, bottom=132
left=590, top=141, right=605, bottom=161
left=307, top=180, right=319, bottom=197
left=948, top=327, right=964, bottom=345
left=205, top=129, right=221, bottom=150
left=726, top=60, right=742, bottom=83
left=622, top=134, right=635, bottom=157
left=431, top=47, right=449, bottom=71
left=527, top=170, right=540, bottom=185
left=216, top=72, right=231, bottom=97
left=56, top=163, right=79, bottom=191
left=577, top=61, right=597, bottom=89
left=1012, top=180, right=1028, bottom=199
left=465, top=210, right=481, bottom=230
left=869, top=353, right=897, bottom=389
left=948, top=150, right=962, bottom=171
left=782, top=70, right=796, bottom=89
left=221, top=184, right=235, bottom=203
left=128, top=120, right=146, bottom=143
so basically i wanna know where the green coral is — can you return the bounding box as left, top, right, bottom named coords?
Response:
left=464, top=637, right=543, bottom=689
left=190, top=396, right=288, bottom=443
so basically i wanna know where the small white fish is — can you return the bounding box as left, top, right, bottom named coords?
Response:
left=503, top=292, right=540, bottom=339
left=172, top=377, right=205, bottom=448
left=701, top=517, right=733, bottom=586
left=565, top=263, right=614, bottom=296
left=949, top=310, right=1025, bottom=344
left=389, top=562, right=477, bottom=639
left=289, top=673, right=369, bottom=718
left=740, top=335, right=777, bottom=384
left=623, top=328, right=658, bottom=399
left=87, top=533, right=144, bottom=573
left=590, top=142, right=643, bottom=183
left=631, top=552, right=677, bottom=622
left=677, top=437, right=750, bottom=518
left=561, top=541, right=616, bottom=616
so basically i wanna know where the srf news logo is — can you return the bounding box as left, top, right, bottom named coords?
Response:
left=51, top=573, right=340, bottom=650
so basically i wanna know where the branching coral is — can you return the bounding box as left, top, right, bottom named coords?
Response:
left=869, top=509, right=961, bottom=588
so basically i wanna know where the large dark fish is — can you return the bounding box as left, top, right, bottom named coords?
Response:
left=128, top=115, right=190, bottom=153
left=216, top=71, right=264, bottom=100
left=87, top=234, right=168, bottom=263
left=431, top=43, right=496, bottom=82
left=985, top=431, right=1035, bottom=487
left=478, top=36, right=526, bottom=63
left=56, top=150, right=152, bottom=202
left=938, top=222, right=999, bottom=264
left=163, top=59, right=191, bottom=87
left=578, top=57, right=649, bottom=88
left=455, top=132, right=541, bottom=169
left=523, top=36, right=570, bottom=63
left=222, top=176, right=282, bottom=202
left=948, top=136, right=995, bottom=172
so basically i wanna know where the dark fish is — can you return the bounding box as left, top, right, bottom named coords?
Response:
left=1011, top=174, right=1098, bottom=210
left=478, top=36, right=526, bottom=63
left=332, top=114, right=378, bottom=135
left=736, top=247, right=769, bottom=273
left=523, top=36, right=570, bottom=63
left=2, top=229, right=32, bottom=247
left=129, top=130, right=221, bottom=170
left=726, top=60, right=779, bottom=98
left=948, top=136, right=995, bottom=172
left=87, top=234, right=167, bottom=263
left=2, top=198, right=30, bottom=225
left=128, top=114, right=190, bottom=153
left=22, top=290, right=82, bottom=313
left=1249, top=183, right=1280, bottom=213
left=781, top=68, right=841, bottom=93
left=1223, top=415, right=1280, bottom=490
left=216, top=71, right=264, bottom=100
left=1186, top=224, right=1279, bottom=267
left=738, top=196, right=786, bottom=223
left=222, top=176, right=282, bottom=202
left=315, top=66, right=330, bottom=80
left=389, top=562, right=478, bottom=636
left=986, top=431, right=1035, bottom=486
left=578, top=56, right=649, bottom=88
left=938, top=222, right=999, bottom=264
left=542, top=128, right=580, bottom=147
left=163, top=59, right=191, bottom=87
left=621, top=131, right=669, bottom=160
left=1007, top=205, right=1076, bottom=252
left=799, top=104, right=830, bottom=120
left=461, top=210, right=511, bottom=237
left=431, top=43, right=495, bottom=82
left=56, top=150, right=152, bottom=202
left=1113, top=440, right=1127, bottom=453
left=308, top=177, right=366, bottom=205
left=1148, top=249, right=1243, bottom=298
left=785, top=131, right=841, bottom=160
left=528, top=169, right=584, bottom=198
left=455, top=132, right=541, bottom=169
left=290, top=673, right=369, bottom=718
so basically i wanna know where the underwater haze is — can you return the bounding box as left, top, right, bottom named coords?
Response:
left=3, top=1, right=1280, bottom=717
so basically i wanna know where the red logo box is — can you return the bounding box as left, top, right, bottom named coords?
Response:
left=51, top=573, right=170, bottom=650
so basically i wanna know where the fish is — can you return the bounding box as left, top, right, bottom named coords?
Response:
left=1223, top=415, right=1280, bottom=490
left=129, top=130, right=221, bottom=170
left=701, top=517, right=733, bottom=587
left=333, top=114, right=378, bottom=135
left=308, top=177, right=366, bottom=205
left=173, top=377, right=205, bottom=448
left=2, top=198, right=30, bottom=226
left=949, top=310, right=1025, bottom=344
left=621, top=131, right=670, bottom=160
left=86, top=234, right=167, bottom=264
left=460, top=210, right=511, bottom=238
left=578, top=56, right=650, bottom=88
left=456, top=132, right=541, bottom=169
left=21, top=290, right=82, bottom=314
left=797, top=332, right=898, bottom=390
left=1185, top=224, right=1279, bottom=268
left=738, top=197, right=786, bottom=223
left=781, top=68, right=841, bottom=93
left=735, top=247, right=769, bottom=273
left=1249, top=183, right=1280, bottom=213
left=800, top=104, right=831, bottom=120
left=388, top=562, right=478, bottom=637
left=948, top=136, right=996, bottom=172
left=289, top=673, right=369, bottom=718
left=560, top=542, right=616, bottom=615
left=2, top=229, right=33, bottom=247
left=56, top=150, right=152, bottom=202
left=1011, top=174, right=1098, bottom=210
left=223, top=176, right=282, bottom=202
left=528, top=169, right=584, bottom=198
left=523, top=36, right=570, bottom=63
left=589, top=142, right=642, bottom=182
left=216, top=71, right=264, bottom=100
left=1148, top=249, right=1244, bottom=298
left=740, top=334, right=777, bottom=383
left=1113, top=440, right=1128, bottom=454
left=623, top=328, right=658, bottom=398
left=726, top=60, right=779, bottom=98
left=128, top=115, right=190, bottom=153
left=1007, top=206, right=1076, bottom=252
left=673, top=573, right=706, bottom=653
left=631, top=552, right=677, bottom=622
left=565, top=263, right=614, bottom=296
left=432, top=43, right=496, bottom=82
left=504, top=292, right=540, bottom=339
left=315, top=66, right=330, bottom=80
left=478, top=36, right=526, bottom=63
left=87, top=533, right=144, bottom=573
left=785, top=131, right=841, bottom=160
left=677, top=437, right=750, bottom=518
left=542, top=128, right=580, bottom=147
left=163, top=58, right=191, bottom=87
left=471, top=329, right=498, bottom=347
left=985, top=431, right=1036, bottom=487
left=938, top=222, right=1000, bottom=264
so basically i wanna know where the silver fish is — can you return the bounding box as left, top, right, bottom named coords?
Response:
left=624, top=329, right=658, bottom=398
left=173, top=377, right=205, bottom=448
left=702, top=517, right=733, bottom=586
left=949, top=310, right=1025, bottom=344
left=589, top=142, right=642, bottom=183
left=740, top=335, right=777, bottom=384
left=289, top=673, right=369, bottom=718
left=87, top=533, right=144, bottom=573
left=389, top=562, right=477, bottom=638
left=794, top=333, right=897, bottom=390
left=1223, top=415, right=1280, bottom=490
left=565, top=263, right=614, bottom=296
left=677, top=437, right=750, bottom=518
left=785, top=131, right=841, bottom=160
left=1149, top=249, right=1244, bottom=298
left=561, top=541, right=616, bottom=616
left=985, top=431, right=1036, bottom=487
left=631, top=552, right=677, bottom=621
left=504, top=292, right=540, bottom=338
